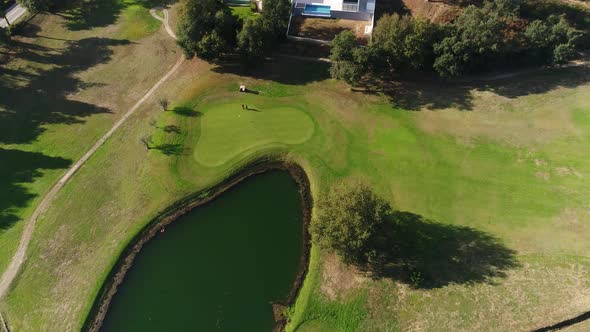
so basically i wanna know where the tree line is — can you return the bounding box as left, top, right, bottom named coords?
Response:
left=330, top=0, right=585, bottom=81
left=176, top=0, right=290, bottom=62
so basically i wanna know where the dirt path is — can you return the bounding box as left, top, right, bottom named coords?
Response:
left=149, top=7, right=176, bottom=40
left=0, top=8, right=183, bottom=301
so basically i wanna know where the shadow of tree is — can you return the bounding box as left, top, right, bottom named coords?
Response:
left=171, top=106, right=202, bottom=117
left=0, top=37, right=131, bottom=144
left=356, top=64, right=590, bottom=111
left=356, top=77, right=476, bottom=111
left=374, top=0, right=409, bottom=22
left=151, top=143, right=186, bottom=155
left=478, top=66, right=590, bottom=99
left=211, top=56, right=330, bottom=85
left=363, top=211, right=519, bottom=289
left=59, top=0, right=170, bottom=31
left=0, top=148, right=71, bottom=232
left=62, top=0, right=125, bottom=31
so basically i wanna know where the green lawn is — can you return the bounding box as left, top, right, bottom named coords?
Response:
left=1, top=3, right=590, bottom=331
left=193, top=102, right=314, bottom=166
left=231, top=6, right=259, bottom=20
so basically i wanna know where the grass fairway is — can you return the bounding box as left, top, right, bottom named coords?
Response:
left=1, top=5, right=590, bottom=331
left=194, top=103, right=314, bottom=166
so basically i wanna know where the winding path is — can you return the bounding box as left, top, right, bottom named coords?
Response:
left=0, top=8, right=182, bottom=301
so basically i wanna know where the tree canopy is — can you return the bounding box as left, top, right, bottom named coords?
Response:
left=176, top=0, right=236, bottom=60
left=328, top=0, right=584, bottom=82
left=260, top=0, right=290, bottom=39
left=310, top=180, right=390, bottom=263
left=328, top=31, right=370, bottom=84
left=176, top=0, right=290, bottom=61
left=17, top=0, right=50, bottom=13
left=237, top=17, right=268, bottom=61
left=371, top=13, right=439, bottom=72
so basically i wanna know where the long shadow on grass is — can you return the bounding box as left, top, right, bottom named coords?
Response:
left=170, top=106, right=203, bottom=117
left=0, top=37, right=131, bottom=144
left=0, top=148, right=71, bottom=232
left=211, top=56, right=330, bottom=85
left=357, top=64, right=590, bottom=111
left=361, top=211, right=519, bottom=289
left=58, top=0, right=170, bottom=31
left=357, top=78, right=476, bottom=111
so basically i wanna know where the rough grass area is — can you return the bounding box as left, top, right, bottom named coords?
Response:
left=1, top=6, right=590, bottom=331
left=0, top=0, right=175, bottom=275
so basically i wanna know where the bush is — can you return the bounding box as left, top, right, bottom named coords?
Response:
left=250, top=1, right=257, bottom=13
left=310, top=180, right=390, bottom=264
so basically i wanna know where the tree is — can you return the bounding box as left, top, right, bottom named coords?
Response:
left=176, top=0, right=236, bottom=60
left=330, top=30, right=357, bottom=62
left=310, top=180, right=390, bottom=264
left=196, top=31, right=228, bottom=60
left=17, top=0, right=49, bottom=13
left=525, top=15, right=580, bottom=65
left=433, top=1, right=513, bottom=77
left=328, top=31, right=368, bottom=84
left=371, top=14, right=439, bottom=72
left=260, top=0, right=290, bottom=39
left=237, top=18, right=269, bottom=62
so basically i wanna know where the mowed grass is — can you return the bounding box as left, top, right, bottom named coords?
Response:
left=0, top=0, right=176, bottom=274
left=231, top=6, right=259, bottom=20
left=1, top=15, right=590, bottom=332
left=194, top=102, right=314, bottom=166
left=116, top=0, right=161, bottom=40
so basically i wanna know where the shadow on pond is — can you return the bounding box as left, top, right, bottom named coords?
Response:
left=359, top=211, right=519, bottom=289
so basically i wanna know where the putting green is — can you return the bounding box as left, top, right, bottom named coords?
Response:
left=194, top=103, right=314, bottom=167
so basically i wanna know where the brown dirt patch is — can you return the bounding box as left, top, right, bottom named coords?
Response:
left=289, top=16, right=370, bottom=41
left=401, top=0, right=461, bottom=23
left=319, top=253, right=368, bottom=300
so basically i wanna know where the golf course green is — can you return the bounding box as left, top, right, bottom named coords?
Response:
left=194, top=103, right=314, bottom=167
left=99, top=171, right=304, bottom=331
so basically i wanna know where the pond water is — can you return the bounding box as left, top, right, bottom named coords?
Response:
left=100, top=170, right=304, bottom=331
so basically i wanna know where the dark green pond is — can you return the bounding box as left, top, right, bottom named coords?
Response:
left=100, top=171, right=304, bottom=331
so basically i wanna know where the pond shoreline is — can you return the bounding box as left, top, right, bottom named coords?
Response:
left=84, top=159, right=312, bottom=332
